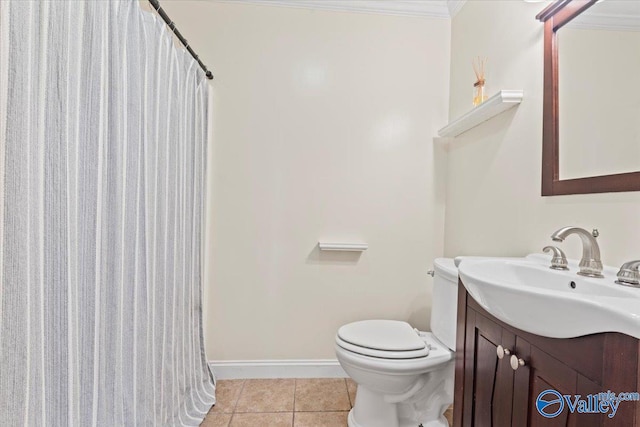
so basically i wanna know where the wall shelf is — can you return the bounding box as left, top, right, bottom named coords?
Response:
left=437, top=90, right=524, bottom=138
left=318, top=242, right=368, bottom=252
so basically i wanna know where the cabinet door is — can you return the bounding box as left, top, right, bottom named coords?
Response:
left=464, top=309, right=516, bottom=427
left=511, top=336, right=531, bottom=426
left=523, top=343, right=600, bottom=427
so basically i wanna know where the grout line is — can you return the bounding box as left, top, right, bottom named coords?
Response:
left=231, top=379, right=247, bottom=414
left=293, top=378, right=298, bottom=425
left=222, top=378, right=353, bottom=425
left=344, top=378, right=353, bottom=408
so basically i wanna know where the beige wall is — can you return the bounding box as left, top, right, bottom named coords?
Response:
left=445, top=1, right=640, bottom=266
left=161, top=1, right=451, bottom=359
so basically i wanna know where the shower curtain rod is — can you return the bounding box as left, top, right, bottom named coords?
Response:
left=148, top=0, right=214, bottom=80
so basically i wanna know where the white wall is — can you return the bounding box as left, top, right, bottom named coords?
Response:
left=445, top=1, right=640, bottom=266
left=160, top=1, right=451, bottom=360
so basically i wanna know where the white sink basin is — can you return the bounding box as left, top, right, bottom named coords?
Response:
left=457, top=254, right=640, bottom=339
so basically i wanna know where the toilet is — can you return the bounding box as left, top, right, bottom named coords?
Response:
left=335, top=258, right=458, bottom=427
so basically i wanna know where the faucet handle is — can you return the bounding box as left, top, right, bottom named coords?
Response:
left=615, top=260, right=640, bottom=287
left=543, top=246, right=569, bottom=270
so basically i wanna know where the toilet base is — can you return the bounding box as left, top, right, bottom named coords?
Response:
left=348, top=408, right=449, bottom=427
left=350, top=386, right=398, bottom=427
left=347, top=384, right=450, bottom=427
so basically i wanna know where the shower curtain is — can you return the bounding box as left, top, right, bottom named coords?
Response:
left=0, top=1, right=215, bottom=425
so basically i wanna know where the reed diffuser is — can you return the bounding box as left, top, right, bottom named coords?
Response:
left=472, top=57, right=487, bottom=107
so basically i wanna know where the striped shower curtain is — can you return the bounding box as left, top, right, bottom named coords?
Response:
left=0, top=1, right=215, bottom=425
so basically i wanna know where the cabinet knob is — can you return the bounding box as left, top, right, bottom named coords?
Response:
left=497, top=345, right=511, bottom=359
left=510, top=354, right=525, bottom=370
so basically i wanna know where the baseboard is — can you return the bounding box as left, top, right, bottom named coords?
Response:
left=209, top=359, right=347, bottom=380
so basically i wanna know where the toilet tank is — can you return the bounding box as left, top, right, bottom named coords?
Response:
left=430, top=258, right=459, bottom=351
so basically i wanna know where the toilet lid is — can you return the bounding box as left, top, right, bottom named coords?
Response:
left=336, top=336, right=430, bottom=359
left=337, top=320, right=427, bottom=354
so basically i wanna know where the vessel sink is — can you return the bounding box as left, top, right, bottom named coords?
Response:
left=457, top=255, right=640, bottom=339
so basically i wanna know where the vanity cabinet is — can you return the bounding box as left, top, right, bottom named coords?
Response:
left=454, top=280, right=640, bottom=427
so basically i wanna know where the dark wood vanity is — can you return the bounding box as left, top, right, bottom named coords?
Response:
left=453, top=279, right=640, bottom=426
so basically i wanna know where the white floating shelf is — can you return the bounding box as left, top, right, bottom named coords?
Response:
left=437, top=90, right=524, bottom=138
left=318, top=242, right=368, bottom=252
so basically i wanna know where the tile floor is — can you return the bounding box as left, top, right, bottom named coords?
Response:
left=200, top=378, right=454, bottom=427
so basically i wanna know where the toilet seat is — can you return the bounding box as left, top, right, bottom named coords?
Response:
left=336, top=320, right=430, bottom=359
left=335, top=331, right=454, bottom=375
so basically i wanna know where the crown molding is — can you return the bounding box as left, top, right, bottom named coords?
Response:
left=213, top=0, right=451, bottom=18
left=566, top=13, right=640, bottom=32
left=447, top=0, right=467, bottom=18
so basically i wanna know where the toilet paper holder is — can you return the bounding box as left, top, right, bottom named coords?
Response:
left=318, top=242, right=368, bottom=252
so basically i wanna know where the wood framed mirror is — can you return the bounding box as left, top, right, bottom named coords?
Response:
left=537, top=0, right=640, bottom=195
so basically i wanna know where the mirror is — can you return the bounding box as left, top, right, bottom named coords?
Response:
left=537, top=0, right=640, bottom=195
left=559, top=1, right=640, bottom=180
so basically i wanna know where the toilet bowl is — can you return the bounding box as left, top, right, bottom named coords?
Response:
left=335, top=258, right=458, bottom=427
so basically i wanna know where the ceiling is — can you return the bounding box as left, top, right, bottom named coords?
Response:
left=212, top=0, right=467, bottom=18
left=211, top=0, right=640, bottom=29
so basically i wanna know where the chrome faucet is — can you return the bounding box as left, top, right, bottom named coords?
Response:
left=616, top=260, right=640, bottom=287
left=550, top=226, right=603, bottom=278
left=542, top=246, right=568, bottom=270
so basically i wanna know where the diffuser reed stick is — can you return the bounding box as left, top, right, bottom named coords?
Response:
left=472, top=56, right=487, bottom=106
